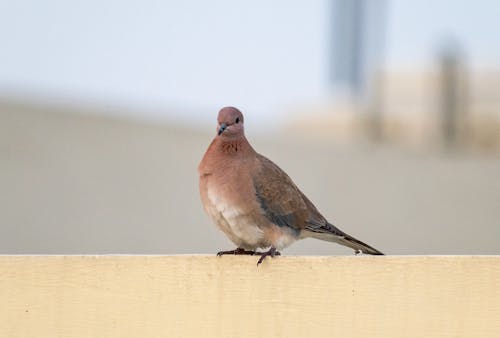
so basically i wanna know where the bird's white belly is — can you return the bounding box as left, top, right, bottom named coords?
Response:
left=206, top=184, right=264, bottom=249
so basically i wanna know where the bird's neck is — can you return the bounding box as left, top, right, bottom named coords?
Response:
left=215, top=136, right=253, bottom=155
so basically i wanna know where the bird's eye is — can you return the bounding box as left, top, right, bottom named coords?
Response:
left=235, top=117, right=240, bottom=124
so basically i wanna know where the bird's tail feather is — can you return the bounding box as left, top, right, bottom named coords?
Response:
left=304, top=222, right=384, bottom=255
left=334, top=233, right=384, bottom=255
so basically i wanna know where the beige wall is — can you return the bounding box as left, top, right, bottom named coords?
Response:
left=1, top=101, right=500, bottom=255
left=1, top=256, right=499, bottom=338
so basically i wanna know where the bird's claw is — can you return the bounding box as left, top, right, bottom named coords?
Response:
left=257, top=247, right=280, bottom=266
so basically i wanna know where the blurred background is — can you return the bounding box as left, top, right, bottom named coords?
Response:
left=1, top=0, right=499, bottom=255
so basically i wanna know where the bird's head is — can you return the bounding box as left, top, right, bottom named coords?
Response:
left=216, top=106, right=244, bottom=139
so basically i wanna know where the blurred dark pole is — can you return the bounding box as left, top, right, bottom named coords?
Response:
left=439, top=41, right=467, bottom=149
left=331, top=0, right=365, bottom=96
left=330, top=0, right=387, bottom=100
left=330, top=0, right=387, bottom=141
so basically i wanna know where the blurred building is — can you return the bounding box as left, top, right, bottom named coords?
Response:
left=382, top=67, right=500, bottom=150
left=288, top=64, right=500, bottom=152
left=288, top=1, right=500, bottom=152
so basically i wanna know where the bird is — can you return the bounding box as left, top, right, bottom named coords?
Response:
left=198, top=107, right=384, bottom=265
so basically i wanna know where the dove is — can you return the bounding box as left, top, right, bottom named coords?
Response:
left=198, top=107, right=383, bottom=265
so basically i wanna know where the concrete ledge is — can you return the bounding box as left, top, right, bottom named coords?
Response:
left=1, top=255, right=499, bottom=337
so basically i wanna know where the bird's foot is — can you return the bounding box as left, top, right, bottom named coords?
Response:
left=257, top=247, right=281, bottom=266
left=217, top=248, right=257, bottom=256
left=354, top=249, right=362, bottom=255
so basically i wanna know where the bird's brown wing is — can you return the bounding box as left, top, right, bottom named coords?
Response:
left=253, top=154, right=328, bottom=233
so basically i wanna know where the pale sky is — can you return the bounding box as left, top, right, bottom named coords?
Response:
left=1, top=0, right=499, bottom=124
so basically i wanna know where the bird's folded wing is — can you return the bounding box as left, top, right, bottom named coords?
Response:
left=253, top=155, right=327, bottom=232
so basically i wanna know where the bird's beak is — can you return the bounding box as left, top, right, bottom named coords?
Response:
left=218, top=123, right=227, bottom=135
